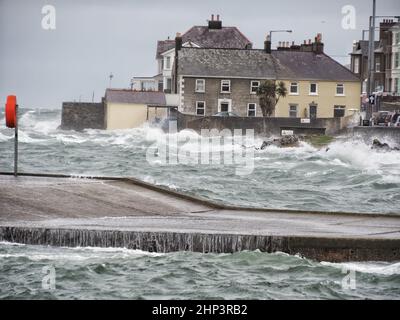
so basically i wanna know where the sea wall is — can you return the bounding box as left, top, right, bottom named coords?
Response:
left=1, top=227, right=399, bottom=262
left=60, top=102, right=105, bottom=131
left=352, top=126, right=400, bottom=143
left=176, top=112, right=351, bottom=136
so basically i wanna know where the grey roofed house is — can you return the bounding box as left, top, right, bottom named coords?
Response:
left=178, top=47, right=360, bottom=82
left=105, top=89, right=166, bottom=106
left=156, top=23, right=252, bottom=59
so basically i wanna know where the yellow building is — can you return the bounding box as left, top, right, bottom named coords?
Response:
left=275, top=80, right=361, bottom=119
left=105, top=89, right=170, bottom=130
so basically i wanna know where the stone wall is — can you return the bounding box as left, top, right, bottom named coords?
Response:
left=61, top=102, right=105, bottom=131
left=176, top=112, right=350, bottom=136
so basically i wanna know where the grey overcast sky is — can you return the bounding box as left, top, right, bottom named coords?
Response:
left=0, top=0, right=399, bottom=109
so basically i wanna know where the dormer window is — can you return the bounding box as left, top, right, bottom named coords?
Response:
left=221, top=80, right=231, bottom=93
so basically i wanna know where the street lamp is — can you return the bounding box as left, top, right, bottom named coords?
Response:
left=269, top=30, right=293, bottom=48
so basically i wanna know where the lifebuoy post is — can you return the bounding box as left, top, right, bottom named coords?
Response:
left=5, top=95, right=18, bottom=177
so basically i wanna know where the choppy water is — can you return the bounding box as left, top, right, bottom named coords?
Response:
left=1, top=108, right=400, bottom=214
left=0, top=242, right=399, bottom=300
left=1, top=109, right=400, bottom=300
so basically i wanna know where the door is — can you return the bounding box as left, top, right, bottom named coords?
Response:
left=220, top=103, right=229, bottom=112
left=309, top=105, right=317, bottom=120
left=218, top=99, right=232, bottom=113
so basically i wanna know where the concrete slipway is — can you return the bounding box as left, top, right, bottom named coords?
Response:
left=0, top=173, right=399, bottom=262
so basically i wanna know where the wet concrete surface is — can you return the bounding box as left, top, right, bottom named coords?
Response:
left=1, top=174, right=400, bottom=261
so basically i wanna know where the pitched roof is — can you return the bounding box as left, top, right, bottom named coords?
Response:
left=105, top=89, right=166, bottom=105
left=272, top=50, right=360, bottom=81
left=178, top=48, right=360, bottom=82
left=156, top=26, right=252, bottom=59
left=156, top=40, right=175, bottom=59
left=178, top=48, right=276, bottom=79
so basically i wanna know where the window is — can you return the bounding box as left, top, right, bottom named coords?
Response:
left=396, top=32, right=400, bottom=45
left=165, top=56, right=171, bottom=69
left=336, top=84, right=345, bottom=96
left=290, top=82, right=299, bottom=95
left=375, top=57, right=381, bottom=72
left=309, top=83, right=318, bottom=95
left=248, top=103, right=256, bottom=117
left=196, top=101, right=205, bottom=115
left=250, top=81, right=260, bottom=94
left=395, top=53, right=400, bottom=69
left=289, top=104, right=298, bottom=118
left=334, top=105, right=346, bottom=118
left=395, top=78, right=399, bottom=94
left=353, top=57, right=360, bottom=74
left=195, top=79, right=205, bottom=93
left=221, top=80, right=231, bottom=93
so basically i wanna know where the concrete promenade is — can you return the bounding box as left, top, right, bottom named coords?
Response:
left=1, top=173, right=399, bottom=262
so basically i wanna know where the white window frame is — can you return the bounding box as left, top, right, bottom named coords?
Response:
left=196, top=101, right=206, bottom=116
left=289, top=82, right=299, bottom=95
left=375, top=57, right=381, bottom=72
left=289, top=104, right=298, bottom=118
left=309, top=83, right=318, bottom=95
left=395, top=53, right=400, bottom=69
left=218, top=99, right=232, bottom=112
left=353, top=57, right=360, bottom=74
left=247, top=103, right=257, bottom=117
left=165, top=56, right=171, bottom=70
left=195, top=79, right=205, bottom=93
left=334, top=105, right=346, bottom=118
left=250, top=81, right=260, bottom=94
left=221, top=80, right=231, bottom=93
left=336, top=83, right=345, bottom=96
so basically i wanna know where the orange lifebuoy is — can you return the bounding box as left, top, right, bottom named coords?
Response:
left=5, top=95, right=17, bottom=128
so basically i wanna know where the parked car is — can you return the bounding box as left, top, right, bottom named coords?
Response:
left=391, top=112, right=400, bottom=127
left=212, top=111, right=240, bottom=117
left=371, top=111, right=391, bottom=126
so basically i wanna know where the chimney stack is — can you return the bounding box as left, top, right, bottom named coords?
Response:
left=208, top=14, right=222, bottom=29
left=175, top=32, right=182, bottom=51
left=312, top=33, right=324, bottom=54
left=264, top=34, right=271, bottom=53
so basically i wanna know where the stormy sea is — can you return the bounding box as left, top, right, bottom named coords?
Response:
left=0, top=108, right=399, bottom=300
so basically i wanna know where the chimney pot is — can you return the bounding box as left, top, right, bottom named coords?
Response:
left=217, top=14, right=220, bottom=21
left=211, top=14, right=214, bottom=21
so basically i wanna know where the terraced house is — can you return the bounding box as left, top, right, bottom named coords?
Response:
left=174, top=34, right=361, bottom=119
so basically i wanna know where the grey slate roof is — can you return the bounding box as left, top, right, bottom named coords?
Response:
left=156, top=26, right=252, bottom=59
left=272, top=50, right=360, bottom=81
left=105, top=89, right=166, bottom=105
left=178, top=48, right=360, bottom=82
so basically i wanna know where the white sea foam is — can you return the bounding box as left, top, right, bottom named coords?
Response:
left=323, top=261, right=400, bottom=276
